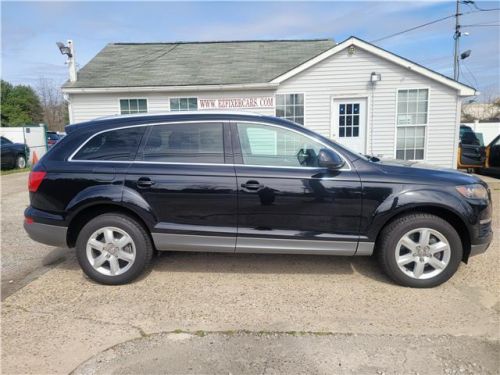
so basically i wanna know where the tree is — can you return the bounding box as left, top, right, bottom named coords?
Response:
left=36, top=78, right=69, bottom=132
left=1, top=80, right=43, bottom=126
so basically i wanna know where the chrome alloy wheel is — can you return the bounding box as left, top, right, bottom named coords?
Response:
left=86, top=226, right=136, bottom=276
left=395, top=228, right=451, bottom=280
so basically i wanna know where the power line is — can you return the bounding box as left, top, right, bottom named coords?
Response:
left=465, top=1, right=500, bottom=12
left=462, top=23, right=500, bottom=27
left=370, top=15, right=455, bottom=43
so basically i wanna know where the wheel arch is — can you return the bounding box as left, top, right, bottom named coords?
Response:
left=374, top=205, right=472, bottom=262
left=66, top=203, right=153, bottom=248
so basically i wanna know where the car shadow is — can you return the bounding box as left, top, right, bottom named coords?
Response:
left=58, top=250, right=392, bottom=285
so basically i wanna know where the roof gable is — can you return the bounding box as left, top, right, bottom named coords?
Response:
left=63, top=39, right=335, bottom=89
left=271, top=37, right=476, bottom=96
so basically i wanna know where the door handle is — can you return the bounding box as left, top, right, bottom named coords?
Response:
left=137, top=177, right=155, bottom=188
left=241, top=180, right=264, bottom=191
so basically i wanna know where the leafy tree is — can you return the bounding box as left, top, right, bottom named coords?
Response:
left=1, top=80, right=43, bottom=126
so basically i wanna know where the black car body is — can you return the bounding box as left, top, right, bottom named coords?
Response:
left=46, top=131, right=61, bottom=148
left=1, top=136, right=29, bottom=169
left=24, top=113, right=493, bottom=287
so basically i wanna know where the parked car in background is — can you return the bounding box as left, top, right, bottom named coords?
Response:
left=457, top=125, right=485, bottom=172
left=46, top=131, right=61, bottom=148
left=478, top=134, right=500, bottom=178
left=1, top=136, right=29, bottom=169
left=24, top=113, right=492, bottom=288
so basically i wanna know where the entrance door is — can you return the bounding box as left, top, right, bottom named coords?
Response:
left=333, top=98, right=367, bottom=154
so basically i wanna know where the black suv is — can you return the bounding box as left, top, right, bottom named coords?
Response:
left=24, top=113, right=493, bottom=287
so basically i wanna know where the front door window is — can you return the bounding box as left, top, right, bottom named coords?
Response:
left=333, top=99, right=366, bottom=154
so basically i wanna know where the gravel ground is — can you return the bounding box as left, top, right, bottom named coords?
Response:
left=1, top=172, right=499, bottom=374
left=1, top=172, right=70, bottom=299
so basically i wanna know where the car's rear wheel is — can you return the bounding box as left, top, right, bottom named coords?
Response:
left=76, top=213, right=153, bottom=285
left=377, top=213, right=463, bottom=288
left=16, top=154, right=26, bottom=169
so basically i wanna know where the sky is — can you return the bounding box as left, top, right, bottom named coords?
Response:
left=1, top=1, right=499, bottom=101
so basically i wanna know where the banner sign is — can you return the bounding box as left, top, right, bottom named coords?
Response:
left=198, top=96, right=275, bottom=110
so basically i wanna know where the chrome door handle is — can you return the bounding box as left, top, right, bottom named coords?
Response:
left=137, top=177, right=155, bottom=188
left=241, top=180, right=264, bottom=190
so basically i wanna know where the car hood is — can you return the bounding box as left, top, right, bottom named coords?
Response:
left=370, top=158, right=483, bottom=186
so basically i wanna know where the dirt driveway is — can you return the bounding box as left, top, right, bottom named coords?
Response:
left=1, top=172, right=499, bottom=374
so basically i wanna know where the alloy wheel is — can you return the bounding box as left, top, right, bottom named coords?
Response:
left=86, top=226, right=136, bottom=276
left=395, top=228, right=451, bottom=280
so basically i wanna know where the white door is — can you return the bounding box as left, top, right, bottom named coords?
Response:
left=332, top=98, right=367, bottom=153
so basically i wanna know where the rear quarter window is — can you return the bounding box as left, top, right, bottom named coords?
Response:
left=72, top=127, right=146, bottom=161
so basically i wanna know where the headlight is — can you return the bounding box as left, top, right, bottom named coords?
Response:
left=456, top=184, right=489, bottom=200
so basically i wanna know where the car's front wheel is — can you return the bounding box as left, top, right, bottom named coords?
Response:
left=76, top=213, right=153, bottom=285
left=377, top=213, right=463, bottom=288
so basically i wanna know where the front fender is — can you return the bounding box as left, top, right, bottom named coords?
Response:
left=363, top=186, right=472, bottom=241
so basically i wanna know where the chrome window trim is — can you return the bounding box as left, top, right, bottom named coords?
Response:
left=68, top=119, right=352, bottom=171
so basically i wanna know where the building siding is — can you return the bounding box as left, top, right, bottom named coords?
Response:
left=277, top=46, right=460, bottom=167
left=69, top=90, right=276, bottom=123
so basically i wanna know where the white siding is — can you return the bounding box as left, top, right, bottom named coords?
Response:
left=277, top=47, right=461, bottom=168
left=69, top=90, right=275, bottom=123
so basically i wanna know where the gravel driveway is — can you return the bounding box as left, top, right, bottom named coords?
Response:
left=1, top=172, right=499, bottom=374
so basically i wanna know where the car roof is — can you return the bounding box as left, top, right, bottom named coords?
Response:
left=65, top=111, right=300, bottom=134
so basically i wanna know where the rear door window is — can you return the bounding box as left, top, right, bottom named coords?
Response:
left=140, top=123, right=224, bottom=164
left=72, top=127, right=146, bottom=161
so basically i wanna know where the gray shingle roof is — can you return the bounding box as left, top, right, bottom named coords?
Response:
left=63, top=39, right=336, bottom=88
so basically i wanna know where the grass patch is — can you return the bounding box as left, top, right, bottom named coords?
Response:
left=0, top=167, right=31, bottom=176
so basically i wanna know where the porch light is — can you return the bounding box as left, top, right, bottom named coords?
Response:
left=370, top=72, right=382, bottom=83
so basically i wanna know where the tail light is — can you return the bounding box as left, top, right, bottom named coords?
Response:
left=28, top=171, right=46, bottom=192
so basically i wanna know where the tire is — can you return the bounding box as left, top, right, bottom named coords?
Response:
left=377, top=213, right=463, bottom=288
left=16, top=154, right=26, bottom=169
left=76, top=213, right=153, bottom=285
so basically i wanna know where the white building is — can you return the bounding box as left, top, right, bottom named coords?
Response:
left=62, top=37, right=476, bottom=168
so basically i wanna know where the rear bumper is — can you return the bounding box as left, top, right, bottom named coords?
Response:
left=24, top=221, right=68, bottom=247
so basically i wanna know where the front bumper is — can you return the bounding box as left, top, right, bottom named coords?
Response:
left=470, top=241, right=491, bottom=257
left=24, top=221, right=68, bottom=248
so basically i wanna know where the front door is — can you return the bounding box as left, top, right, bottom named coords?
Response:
left=232, top=121, right=362, bottom=255
left=332, top=98, right=367, bottom=154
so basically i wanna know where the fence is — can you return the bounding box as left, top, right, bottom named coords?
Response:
left=463, top=122, right=500, bottom=145
left=0, top=125, right=48, bottom=164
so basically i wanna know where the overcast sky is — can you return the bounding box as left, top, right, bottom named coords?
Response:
left=2, top=1, right=499, bottom=100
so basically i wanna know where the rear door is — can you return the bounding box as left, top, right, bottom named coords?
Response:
left=125, top=121, right=238, bottom=252
left=232, top=121, right=362, bottom=255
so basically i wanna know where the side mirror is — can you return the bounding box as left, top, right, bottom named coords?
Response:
left=318, top=148, right=345, bottom=170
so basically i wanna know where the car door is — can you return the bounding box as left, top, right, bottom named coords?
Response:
left=232, top=121, right=362, bottom=255
left=459, top=131, right=485, bottom=167
left=124, top=121, right=238, bottom=252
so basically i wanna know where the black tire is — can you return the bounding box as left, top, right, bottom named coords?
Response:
left=377, top=213, right=463, bottom=288
left=15, top=154, right=26, bottom=169
left=76, top=213, right=153, bottom=285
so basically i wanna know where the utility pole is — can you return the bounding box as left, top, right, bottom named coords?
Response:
left=453, top=0, right=461, bottom=81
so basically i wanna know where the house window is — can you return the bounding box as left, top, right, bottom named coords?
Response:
left=276, top=94, right=304, bottom=125
left=170, top=98, right=198, bottom=111
left=396, top=89, right=428, bottom=160
left=120, top=99, right=147, bottom=115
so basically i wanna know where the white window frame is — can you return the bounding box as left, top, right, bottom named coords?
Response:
left=118, top=98, right=148, bottom=115
left=394, top=88, right=430, bottom=161
left=169, top=97, right=198, bottom=111
left=275, top=93, right=305, bottom=125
